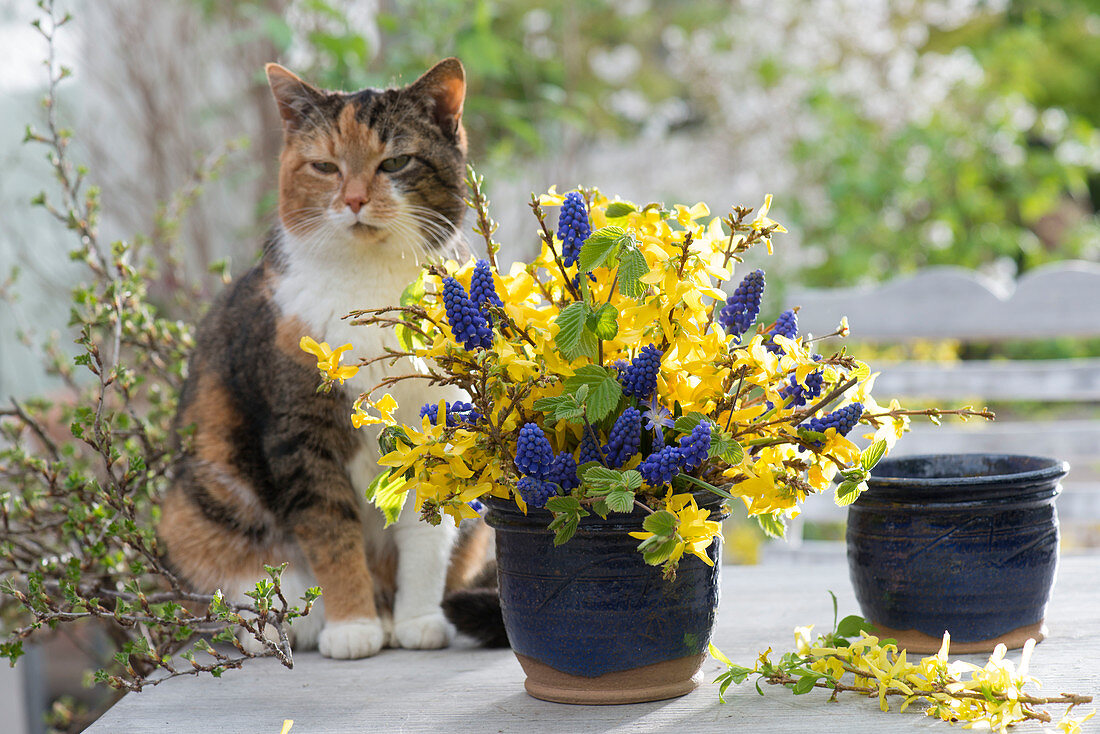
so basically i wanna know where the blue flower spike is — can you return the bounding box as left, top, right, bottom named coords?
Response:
left=766, top=308, right=798, bottom=354
left=515, top=422, right=554, bottom=479
left=469, top=259, right=504, bottom=324
left=604, top=407, right=642, bottom=469
left=678, top=420, right=712, bottom=471
left=557, top=192, right=591, bottom=268
left=639, top=445, right=685, bottom=487
left=442, top=277, right=493, bottom=351
left=517, top=476, right=556, bottom=509
left=718, top=269, right=765, bottom=338
left=620, top=344, right=663, bottom=401
left=803, top=403, right=864, bottom=448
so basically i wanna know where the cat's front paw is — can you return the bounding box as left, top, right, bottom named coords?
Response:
left=394, top=613, right=453, bottom=650
left=318, top=617, right=385, bottom=659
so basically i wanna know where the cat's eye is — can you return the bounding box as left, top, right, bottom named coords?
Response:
left=310, top=161, right=339, bottom=175
left=379, top=155, right=411, bottom=173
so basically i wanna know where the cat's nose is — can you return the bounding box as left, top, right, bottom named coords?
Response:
left=345, top=193, right=368, bottom=215
left=344, top=181, right=369, bottom=214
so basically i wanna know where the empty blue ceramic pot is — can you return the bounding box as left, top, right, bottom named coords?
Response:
left=847, top=454, right=1067, bottom=652
left=485, top=492, right=727, bottom=703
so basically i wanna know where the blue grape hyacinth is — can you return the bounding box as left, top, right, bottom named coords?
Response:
left=549, top=451, right=579, bottom=490
left=778, top=368, right=824, bottom=408
left=516, top=476, right=556, bottom=509
left=802, top=403, right=864, bottom=447
left=718, top=269, right=764, bottom=338
left=639, top=445, right=685, bottom=486
left=578, top=431, right=603, bottom=466
left=442, top=277, right=493, bottom=351
left=557, top=192, right=591, bottom=268
left=419, top=400, right=482, bottom=426
left=678, top=420, right=712, bottom=471
left=515, top=422, right=554, bottom=479
left=766, top=308, right=798, bottom=354
left=620, top=344, right=662, bottom=401
left=604, top=407, right=642, bottom=469
left=469, top=259, right=504, bottom=323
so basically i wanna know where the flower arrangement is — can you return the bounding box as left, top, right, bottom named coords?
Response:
left=322, top=170, right=989, bottom=576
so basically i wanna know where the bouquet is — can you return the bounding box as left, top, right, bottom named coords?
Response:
left=313, top=176, right=985, bottom=576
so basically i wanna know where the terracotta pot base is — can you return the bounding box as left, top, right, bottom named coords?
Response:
left=514, top=652, right=704, bottom=705
left=871, top=619, right=1047, bottom=654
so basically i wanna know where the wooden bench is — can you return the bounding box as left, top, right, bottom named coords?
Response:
left=784, top=260, right=1100, bottom=537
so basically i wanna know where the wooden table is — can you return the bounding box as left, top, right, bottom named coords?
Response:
left=89, top=554, right=1100, bottom=733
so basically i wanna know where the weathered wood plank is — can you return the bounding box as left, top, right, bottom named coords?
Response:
left=790, top=261, right=1100, bottom=341
left=891, top=420, right=1100, bottom=467
left=86, top=557, right=1100, bottom=733
left=871, top=358, right=1100, bottom=401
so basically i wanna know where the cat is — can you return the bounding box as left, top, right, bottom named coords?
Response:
left=158, top=58, right=504, bottom=659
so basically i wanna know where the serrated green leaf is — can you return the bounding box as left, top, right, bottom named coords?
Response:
left=617, top=246, right=649, bottom=298
left=605, top=489, right=635, bottom=513
left=604, top=202, right=636, bottom=218
left=622, top=470, right=643, bottom=490
left=554, top=301, right=590, bottom=356
left=564, top=365, right=622, bottom=421
left=578, top=226, right=630, bottom=272
left=640, top=535, right=680, bottom=565
left=583, top=465, right=621, bottom=489
left=545, top=496, right=582, bottom=513
left=709, top=432, right=744, bottom=465
left=643, top=509, right=679, bottom=536
left=533, top=395, right=571, bottom=413
left=861, top=439, right=888, bottom=471
left=590, top=303, right=619, bottom=341
left=673, top=412, right=709, bottom=434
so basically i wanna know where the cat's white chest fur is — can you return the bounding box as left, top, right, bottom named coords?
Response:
left=269, top=225, right=458, bottom=653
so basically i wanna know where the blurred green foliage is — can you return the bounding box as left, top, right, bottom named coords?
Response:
left=790, top=0, right=1099, bottom=287
left=203, top=0, right=718, bottom=164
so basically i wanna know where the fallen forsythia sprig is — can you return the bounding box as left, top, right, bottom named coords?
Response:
left=712, top=597, right=1094, bottom=733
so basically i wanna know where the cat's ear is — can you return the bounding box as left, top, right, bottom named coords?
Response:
left=410, top=58, right=466, bottom=144
left=266, top=63, right=324, bottom=132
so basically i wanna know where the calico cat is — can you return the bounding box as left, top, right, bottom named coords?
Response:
left=158, top=59, right=503, bottom=659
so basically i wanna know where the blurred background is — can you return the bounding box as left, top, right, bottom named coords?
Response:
left=1, top=0, right=1099, bottom=730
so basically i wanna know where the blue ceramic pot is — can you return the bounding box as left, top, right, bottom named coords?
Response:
left=847, top=453, right=1067, bottom=653
left=484, top=492, right=727, bottom=704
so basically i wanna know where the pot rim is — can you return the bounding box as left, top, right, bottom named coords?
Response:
left=867, top=453, right=1069, bottom=490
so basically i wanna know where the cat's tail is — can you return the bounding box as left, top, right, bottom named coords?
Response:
left=442, top=562, right=508, bottom=647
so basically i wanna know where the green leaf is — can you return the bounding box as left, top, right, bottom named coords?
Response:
left=642, top=510, right=678, bottom=536
left=564, top=365, right=622, bottom=422
left=709, top=432, right=744, bottom=465
left=533, top=395, right=571, bottom=413
left=605, top=489, right=635, bottom=513
left=836, top=614, right=873, bottom=639
left=554, top=302, right=590, bottom=359
left=756, top=513, right=787, bottom=539
left=792, top=674, right=820, bottom=695
left=673, top=412, right=709, bottom=434
left=578, top=226, right=631, bottom=272
left=582, top=465, right=621, bottom=490
left=590, top=303, right=619, bottom=341
left=545, top=496, right=582, bottom=513
left=616, top=246, right=649, bottom=298
left=621, top=470, right=643, bottom=491
left=861, top=439, right=888, bottom=471
left=604, top=202, right=636, bottom=218
left=834, top=480, right=865, bottom=506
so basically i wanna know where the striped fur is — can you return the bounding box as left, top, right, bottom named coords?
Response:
left=159, top=59, right=503, bottom=658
